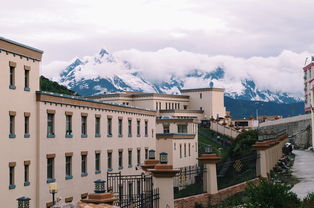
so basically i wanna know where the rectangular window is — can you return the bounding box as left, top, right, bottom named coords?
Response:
left=66, top=115, right=72, bottom=137
left=9, top=166, right=15, bottom=187
left=137, top=149, right=141, bottom=166
left=145, top=121, right=148, bottom=136
left=178, top=124, right=188, bottom=133
left=137, top=120, right=141, bottom=136
left=188, top=143, right=191, bottom=156
left=81, top=155, right=87, bottom=175
left=47, top=113, right=55, bottom=137
left=24, top=164, right=30, bottom=184
left=180, top=144, right=182, bottom=158
left=128, top=150, right=132, bottom=167
left=107, top=118, right=112, bottom=136
left=128, top=120, right=132, bottom=137
left=24, top=115, right=30, bottom=136
left=9, top=66, right=15, bottom=88
left=9, top=115, right=15, bottom=137
left=145, top=148, right=148, bottom=160
left=95, top=117, right=100, bottom=137
left=81, top=116, right=87, bottom=137
left=200, top=93, right=202, bottom=99
left=65, top=156, right=72, bottom=178
left=24, top=70, right=30, bottom=89
left=118, top=151, right=123, bottom=169
left=118, top=118, right=123, bottom=136
left=163, top=124, right=170, bottom=134
left=184, top=143, right=187, bottom=157
left=95, top=153, right=101, bottom=173
left=47, top=158, right=54, bottom=181
left=108, top=152, right=112, bottom=170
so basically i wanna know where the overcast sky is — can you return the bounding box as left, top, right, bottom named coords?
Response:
left=1, top=0, right=314, bottom=96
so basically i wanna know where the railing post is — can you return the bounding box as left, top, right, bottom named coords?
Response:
left=198, top=154, right=221, bottom=194
left=148, top=164, right=179, bottom=208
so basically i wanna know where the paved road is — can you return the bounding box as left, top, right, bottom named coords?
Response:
left=291, top=150, right=314, bottom=199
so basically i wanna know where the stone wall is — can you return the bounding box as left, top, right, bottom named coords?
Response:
left=259, top=114, right=311, bottom=149
left=174, top=178, right=260, bottom=208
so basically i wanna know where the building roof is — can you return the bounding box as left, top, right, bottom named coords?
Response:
left=0, top=37, right=43, bottom=61
left=87, top=92, right=190, bottom=99
left=36, top=91, right=156, bottom=116
left=180, top=87, right=224, bottom=93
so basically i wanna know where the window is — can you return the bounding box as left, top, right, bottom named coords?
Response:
left=9, top=114, right=15, bottom=138
left=174, top=143, right=176, bottom=150
left=128, top=183, right=133, bottom=199
left=159, top=102, right=161, bottom=109
left=137, top=149, right=141, bottom=166
left=81, top=155, right=88, bottom=176
left=81, top=116, right=87, bottom=137
left=118, top=151, right=123, bottom=169
left=107, top=152, right=112, bottom=170
left=184, top=105, right=187, bottom=110
left=95, top=117, right=100, bottom=137
left=65, top=156, right=72, bottom=179
left=188, top=143, right=191, bottom=156
left=128, top=150, right=132, bottom=167
left=172, top=103, right=174, bottom=109
left=184, top=143, right=187, bottom=157
left=200, top=107, right=203, bottom=111
left=95, top=152, right=101, bottom=173
left=128, top=119, right=132, bottom=137
left=144, top=121, right=148, bottom=136
left=118, top=118, right=123, bottom=137
left=9, top=165, right=15, bottom=189
left=145, top=148, right=148, bottom=159
left=180, top=144, right=182, bottom=158
left=47, top=113, right=55, bottom=137
left=24, top=115, right=30, bottom=138
left=47, top=158, right=54, bottom=182
left=24, top=162, right=30, bottom=185
left=9, top=66, right=15, bottom=89
left=107, top=117, right=112, bottom=137
left=66, top=115, right=72, bottom=137
left=200, top=93, right=202, bottom=99
left=156, top=102, right=158, bottom=110
left=178, top=124, right=188, bottom=133
left=163, top=124, right=170, bottom=134
left=137, top=120, right=141, bottom=137
left=195, top=142, right=198, bottom=152
left=24, top=70, right=30, bottom=90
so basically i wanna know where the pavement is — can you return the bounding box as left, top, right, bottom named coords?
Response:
left=291, top=150, right=314, bottom=199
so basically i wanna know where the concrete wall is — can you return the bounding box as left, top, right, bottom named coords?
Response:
left=259, top=114, right=311, bottom=148
left=210, top=122, right=240, bottom=138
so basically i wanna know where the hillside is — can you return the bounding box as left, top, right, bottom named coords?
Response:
left=40, top=76, right=77, bottom=95
left=225, top=96, right=304, bottom=119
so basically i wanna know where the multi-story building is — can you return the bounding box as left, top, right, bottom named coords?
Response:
left=0, top=37, right=156, bottom=208
left=304, top=57, right=314, bottom=112
left=0, top=37, right=43, bottom=207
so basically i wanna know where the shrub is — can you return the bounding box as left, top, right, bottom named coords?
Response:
left=245, top=179, right=301, bottom=208
left=301, top=192, right=314, bottom=208
left=195, top=202, right=204, bottom=208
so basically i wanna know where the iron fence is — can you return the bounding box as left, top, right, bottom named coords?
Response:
left=173, top=165, right=206, bottom=199
left=107, top=172, right=159, bottom=208
left=217, top=151, right=258, bottom=190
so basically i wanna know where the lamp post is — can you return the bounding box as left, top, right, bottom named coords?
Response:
left=204, top=145, right=212, bottom=154
left=94, top=179, right=106, bottom=193
left=49, top=182, right=58, bottom=206
left=159, top=152, right=168, bottom=164
left=17, top=197, right=30, bottom=208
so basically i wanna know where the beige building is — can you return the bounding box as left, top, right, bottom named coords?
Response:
left=0, top=37, right=156, bottom=208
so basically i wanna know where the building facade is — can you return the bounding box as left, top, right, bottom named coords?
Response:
left=0, top=37, right=156, bottom=208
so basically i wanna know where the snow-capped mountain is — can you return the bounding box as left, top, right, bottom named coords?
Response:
left=57, top=49, right=302, bottom=104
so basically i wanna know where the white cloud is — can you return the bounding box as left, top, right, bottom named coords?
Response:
left=43, top=48, right=308, bottom=97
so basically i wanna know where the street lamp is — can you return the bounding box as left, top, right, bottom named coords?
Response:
left=49, top=182, right=58, bottom=206
left=148, top=149, right=156, bottom=160
left=159, top=152, right=168, bottom=164
left=204, top=145, right=212, bottom=154
left=17, top=197, right=30, bottom=208
left=94, top=179, right=106, bottom=193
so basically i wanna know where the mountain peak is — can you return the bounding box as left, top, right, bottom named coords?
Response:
left=99, top=48, right=109, bottom=56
